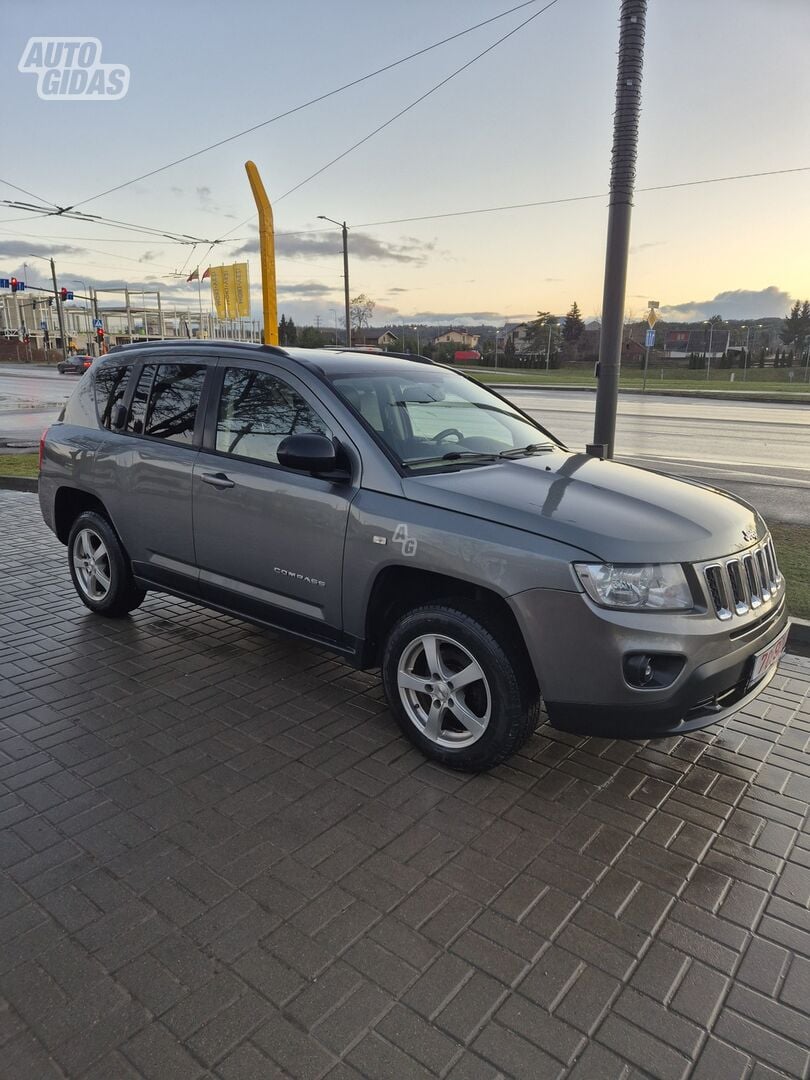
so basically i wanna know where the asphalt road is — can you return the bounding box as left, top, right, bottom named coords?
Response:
left=1, top=366, right=808, bottom=525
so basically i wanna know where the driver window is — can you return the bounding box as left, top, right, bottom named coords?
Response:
left=216, top=368, right=331, bottom=465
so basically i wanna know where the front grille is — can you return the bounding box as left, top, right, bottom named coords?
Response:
left=702, top=535, right=783, bottom=621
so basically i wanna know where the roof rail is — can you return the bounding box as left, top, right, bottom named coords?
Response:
left=107, top=339, right=290, bottom=358
left=335, top=348, right=434, bottom=365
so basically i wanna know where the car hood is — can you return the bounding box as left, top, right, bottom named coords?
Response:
left=402, top=450, right=766, bottom=564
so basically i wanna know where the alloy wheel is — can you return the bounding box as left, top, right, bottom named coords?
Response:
left=396, top=633, right=492, bottom=748
left=72, top=528, right=112, bottom=601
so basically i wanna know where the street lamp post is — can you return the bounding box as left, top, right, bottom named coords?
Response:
left=493, top=330, right=499, bottom=368
left=412, top=324, right=420, bottom=356
left=330, top=309, right=339, bottom=346
left=705, top=320, right=715, bottom=380
left=546, top=324, right=553, bottom=371
left=318, top=215, right=351, bottom=346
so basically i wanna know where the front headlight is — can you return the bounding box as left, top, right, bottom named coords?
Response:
left=574, top=563, right=693, bottom=611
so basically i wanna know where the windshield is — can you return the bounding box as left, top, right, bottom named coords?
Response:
left=331, top=367, right=558, bottom=469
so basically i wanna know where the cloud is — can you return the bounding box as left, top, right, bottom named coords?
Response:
left=139, top=250, right=158, bottom=262
left=0, top=240, right=84, bottom=260
left=277, top=281, right=335, bottom=298
left=629, top=240, right=666, bottom=255
left=661, top=286, right=793, bottom=322
left=232, top=231, right=432, bottom=264
left=403, top=310, right=536, bottom=323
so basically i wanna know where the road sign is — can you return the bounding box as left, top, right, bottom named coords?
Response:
left=647, top=310, right=658, bottom=328
left=645, top=328, right=655, bottom=348
left=93, top=318, right=103, bottom=329
left=40, top=321, right=47, bottom=330
left=0, top=279, right=9, bottom=289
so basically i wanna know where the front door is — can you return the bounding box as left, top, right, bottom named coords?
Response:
left=192, top=362, right=356, bottom=644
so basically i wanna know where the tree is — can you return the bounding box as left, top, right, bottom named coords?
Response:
left=299, top=326, right=324, bottom=348
left=286, top=317, right=298, bottom=346
left=527, top=311, right=560, bottom=366
left=562, top=301, right=585, bottom=343
left=278, top=314, right=288, bottom=345
left=781, top=300, right=802, bottom=348
left=350, top=294, right=375, bottom=332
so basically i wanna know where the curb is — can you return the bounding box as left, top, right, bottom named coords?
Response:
left=0, top=476, right=38, bottom=492
left=481, top=382, right=810, bottom=405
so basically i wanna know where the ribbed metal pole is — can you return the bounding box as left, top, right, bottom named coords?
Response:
left=592, top=0, right=647, bottom=458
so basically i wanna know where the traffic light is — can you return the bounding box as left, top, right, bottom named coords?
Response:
left=60, top=287, right=67, bottom=301
left=11, top=278, right=18, bottom=293
left=96, top=327, right=104, bottom=342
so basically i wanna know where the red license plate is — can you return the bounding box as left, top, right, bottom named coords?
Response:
left=748, top=626, right=789, bottom=688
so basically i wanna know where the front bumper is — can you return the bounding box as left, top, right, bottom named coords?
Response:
left=509, top=585, right=788, bottom=739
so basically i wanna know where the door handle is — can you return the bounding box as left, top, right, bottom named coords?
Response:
left=200, top=472, right=235, bottom=489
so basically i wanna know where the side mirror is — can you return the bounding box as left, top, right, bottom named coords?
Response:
left=277, top=432, right=338, bottom=474
left=110, top=403, right=128, bottom=430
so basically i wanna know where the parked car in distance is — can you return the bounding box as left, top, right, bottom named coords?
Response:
left=38, top=341, right=789, bottom=771
left=57, top=355, right=94, bottom=375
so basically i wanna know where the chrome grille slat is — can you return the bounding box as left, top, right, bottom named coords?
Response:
left=702, top=535, right=782, bottom=620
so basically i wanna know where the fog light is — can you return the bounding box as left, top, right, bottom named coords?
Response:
left=626, top=654, right=654, bottom=686
left=623, top=653, right=686, bottom=690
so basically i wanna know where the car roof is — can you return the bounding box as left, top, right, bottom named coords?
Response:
left=105, top=339, right=438, bottom=376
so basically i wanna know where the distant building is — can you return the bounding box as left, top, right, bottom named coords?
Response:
left=354, top=330, right=398, bottom=349
left=623, top=339, right=645, bottom=360
left=503, top=323, right=533, bottom=355
left=664, top=329, right=730, bottom=358
left=432, top=329, right=480, bottom=349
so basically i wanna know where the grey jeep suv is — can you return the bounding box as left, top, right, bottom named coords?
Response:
left=39, top=341, right=789, bottom=770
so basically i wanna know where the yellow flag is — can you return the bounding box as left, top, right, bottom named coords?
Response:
left=209, top=266, right=226, bottom=319
left=233, top=262, right=251, bottom=318
left=222, top=264, right=237, bottom=319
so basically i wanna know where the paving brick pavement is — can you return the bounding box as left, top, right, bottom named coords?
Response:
left=0, top=489, right=808, bottom=1079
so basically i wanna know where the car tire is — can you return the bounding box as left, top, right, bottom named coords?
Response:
left=381, top=601, right=541, bottom=771
left=67, top=510, right=146, bottom=617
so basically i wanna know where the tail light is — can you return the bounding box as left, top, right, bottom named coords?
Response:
left=39, top=429, right=47, bottom=472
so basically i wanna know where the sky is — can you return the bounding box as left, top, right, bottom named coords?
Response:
left=1, top=0, right=809, bottom=328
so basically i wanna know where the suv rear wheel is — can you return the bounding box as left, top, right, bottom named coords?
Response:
left=381, top=602, right=541, bottom=771
left=67, top=511, right=145, bottom=617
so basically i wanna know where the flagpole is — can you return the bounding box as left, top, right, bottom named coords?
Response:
left=196, top=268, right=203, bottom=338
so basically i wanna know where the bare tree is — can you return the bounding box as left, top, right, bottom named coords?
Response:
left=350, top=294, right=375, bottom=332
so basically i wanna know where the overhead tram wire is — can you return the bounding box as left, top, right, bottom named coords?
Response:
left=0, top=177, right=58, bottom=209
left=192, top=0, right=562, bottom=268
left=275, top=0, right=561, bottom=203
left=68, top=0, right=556, bottom=211
left=351, top=164, right=810, bottom=228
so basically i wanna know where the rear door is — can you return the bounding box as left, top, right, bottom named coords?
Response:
left=95, top=356, right=211, bottom=591
left=192, top=360, right=357, bottom=642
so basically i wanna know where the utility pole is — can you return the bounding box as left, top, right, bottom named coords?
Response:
left=342, top=223, right=351, bottom=347
left=592, top=0, right=648, bottom=458
left=49, top=258, right=68, bottom=359
left=318, top=216, right=351, bottom=346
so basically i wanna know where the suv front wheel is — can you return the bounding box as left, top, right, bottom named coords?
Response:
left=382, top=602, right=541, bottom=771
left=67, top=511, right=146, bottom=617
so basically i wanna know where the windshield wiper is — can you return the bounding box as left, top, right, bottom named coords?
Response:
left=403, top=450, right=498, bottom=467
left=498, top=442, right=554, bottom=459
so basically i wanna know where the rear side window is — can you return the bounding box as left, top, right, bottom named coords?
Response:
left=94, top=364, right=132, bottom=428
left=127, top=365, right=155, bottom=434
left=126, top=363, right=206, bottom=444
